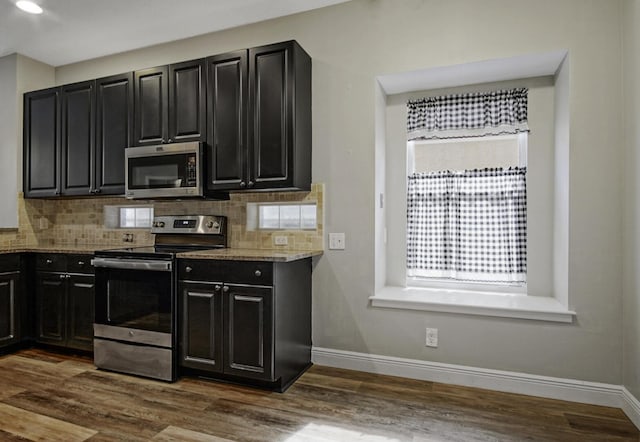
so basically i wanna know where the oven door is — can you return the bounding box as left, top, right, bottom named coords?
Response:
left=93, top=257, right=174, bottom=337
left=125, top=142, right=202, bottom=199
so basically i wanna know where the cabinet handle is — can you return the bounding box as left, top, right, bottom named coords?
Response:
left=222, top=286, right=229, bottom=292
left=254, top=270, right=262, bottom=277
left=78, top=261, right=85, bottom=265
left=214, top=285, right=221, bottom=291
left=248, top=181, right=254, bottom=188
left=240, top=181, right=246, bottom=188
left=185, top=266, right=193, bottom=273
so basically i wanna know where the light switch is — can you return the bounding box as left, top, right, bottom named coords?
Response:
left=328, top=233, right=345, bottom=250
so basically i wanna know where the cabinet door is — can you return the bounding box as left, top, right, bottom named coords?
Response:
left=66, top=274, right=95, bottom=351
left=180, top=281, right=223, bottom=373
left=206, top=51, right=247, bottom=191
left=248, top=42, right=293, bottom=189
left=24, top=87, right=60, bottom=197
left=36, top=273, right=66, bottom=345
left=60, top=81, right=95, bottom=196
left=223, top=284, right=274, bottom=381
left=0, top=272, right=19, bottom=347
left=95, top=73, right=133, bottom=195
left=134, top=66, right=168, bottom=146
left=169, top=59, right=205, bottom=143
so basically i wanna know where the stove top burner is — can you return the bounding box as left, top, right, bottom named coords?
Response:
left=96, top=244, right=224, bottom=260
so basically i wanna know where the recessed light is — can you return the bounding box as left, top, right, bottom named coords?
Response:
left=16, top=1, right=43, bottom=14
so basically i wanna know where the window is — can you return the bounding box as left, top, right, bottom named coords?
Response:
left=246, top=203, right=317, bottom=231
left=405, top=88, right=529, bottom=290
left=103, top=205, right=154, bottom=229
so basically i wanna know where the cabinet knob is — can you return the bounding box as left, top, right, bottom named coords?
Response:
left=214, top=285, right=221, bottom=291
left=59, top=274, right=66, bottom=280
left=185, top=266, right=193, bottom=273
left=222, top=286, right=229, bottom=292
left=254, top=270, right=262, bottom=277
left=46, top=259, right=52, bottom=264
left=78, top=261, right=85, bottom=266
left=248, top=181, right=254, bottom=188
left=240, top=181, right=246, bottom=188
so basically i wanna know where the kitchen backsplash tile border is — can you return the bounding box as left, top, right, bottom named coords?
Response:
left=0, top=184, right=324, bottom=251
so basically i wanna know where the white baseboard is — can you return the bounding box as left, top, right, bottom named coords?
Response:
left=622, top=387, right=640, bottom=429
left=311, top=347, right=635, bottom=419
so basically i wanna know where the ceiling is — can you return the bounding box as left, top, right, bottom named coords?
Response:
left=0, top=0, right=350, bottom=67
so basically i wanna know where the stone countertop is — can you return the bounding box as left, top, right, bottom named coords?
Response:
left=0, top=246, right=323, bottom=262
left=176, top=248, right=323, bottom=262
left=0, top=245, right=126, bottom=254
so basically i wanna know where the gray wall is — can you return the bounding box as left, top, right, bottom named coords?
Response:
left=56, top=0, right=625, bottom=385
left=623, top=0, right=640, bottom=400
left=0, top=54, right=18, bottom=228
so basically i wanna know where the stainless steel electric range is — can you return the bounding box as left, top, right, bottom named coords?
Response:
left=91, top=215, right=227, bottom=381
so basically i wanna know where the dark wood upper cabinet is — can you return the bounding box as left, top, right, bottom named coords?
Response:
left=24, top=40, right=310, bottom=198
left=95, top=72, right=133, bottom=195
left=134, top=66, right=168, bottom=146
left=170, top=59, right=206, bottom=143
left=24, top=87, right=60, bottom=198
left=205, top=41, right=311, bottom=193
left=206, top=51, right=247, bottom=191
left=60, top=80, right=95, bottom=196
left=134, top=60, right=205, bottom=146
left=248, top=41, right=311, bottom=191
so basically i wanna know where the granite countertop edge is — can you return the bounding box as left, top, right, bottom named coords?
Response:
left=0, top=246, right=324, bottom=262
left=176, top=249, right=324, bottom=262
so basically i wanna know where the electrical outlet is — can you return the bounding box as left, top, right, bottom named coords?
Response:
left=274, top=235, right=288, bottom=246
left=426, top=328, right=438, bottom=348
left=328, top=233, right=346, bottom=250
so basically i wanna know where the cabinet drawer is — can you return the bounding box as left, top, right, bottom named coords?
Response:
left=0, top=253, right=20, bottom=272
left=67, top=254, right=94, bottom=274
left=179, top=259, right=273, bottom=285
left=36, top=254, right=67, bottom=272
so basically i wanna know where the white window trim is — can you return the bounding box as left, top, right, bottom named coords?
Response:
left=373, top=54, right=574, bottom=322
left=369, top=286, right=575, bottom=323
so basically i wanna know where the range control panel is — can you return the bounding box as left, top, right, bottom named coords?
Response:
left=151, top=215, right=226, bottom=235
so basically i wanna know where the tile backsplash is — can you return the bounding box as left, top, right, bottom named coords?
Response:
left=0, top=183, right=324, bottom=251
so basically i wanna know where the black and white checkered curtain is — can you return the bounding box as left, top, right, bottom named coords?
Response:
left=407, top=88, right=529, bottom=140
left=407, top=168, right=527, bottom=283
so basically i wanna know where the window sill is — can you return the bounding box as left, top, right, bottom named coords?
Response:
left=370, top=286, right=576, bottom=323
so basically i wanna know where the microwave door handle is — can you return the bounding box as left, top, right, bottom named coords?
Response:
left=91, top=258, right=172, bottom=272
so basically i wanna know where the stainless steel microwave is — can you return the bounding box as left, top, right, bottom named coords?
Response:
left=125, top=142, right=203, bottom=199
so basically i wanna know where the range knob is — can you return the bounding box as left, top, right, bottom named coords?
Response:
left=206, top=220, right=220, bottom=230
left=154, top=221, right=165, bottom=228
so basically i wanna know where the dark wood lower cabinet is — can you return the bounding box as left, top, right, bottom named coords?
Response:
left=224, top=284, right=273, bottom=380
left=181, top=282, right=223, bottom=373
left=36, top=273, right=66, bottom=345
left=66, top=275, right=95, bottom=351
left=35, top=254, right=94, bottom=352
left=0, top=260, right=22, bottom=348
left=179, top=258, right=311, bottom=391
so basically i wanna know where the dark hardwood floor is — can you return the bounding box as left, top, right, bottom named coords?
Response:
left=0, top=348, right=637, bottom=441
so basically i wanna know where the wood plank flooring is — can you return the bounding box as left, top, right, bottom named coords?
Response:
left=0, top=349, right=637, bottom=441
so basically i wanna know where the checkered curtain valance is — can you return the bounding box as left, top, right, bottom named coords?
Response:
left=407, top=168, right=527, bottom=283
left=407, top=88, right=529, bottom=141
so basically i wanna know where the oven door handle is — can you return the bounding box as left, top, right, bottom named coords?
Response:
left=91, top=257, right=172, bottom=272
